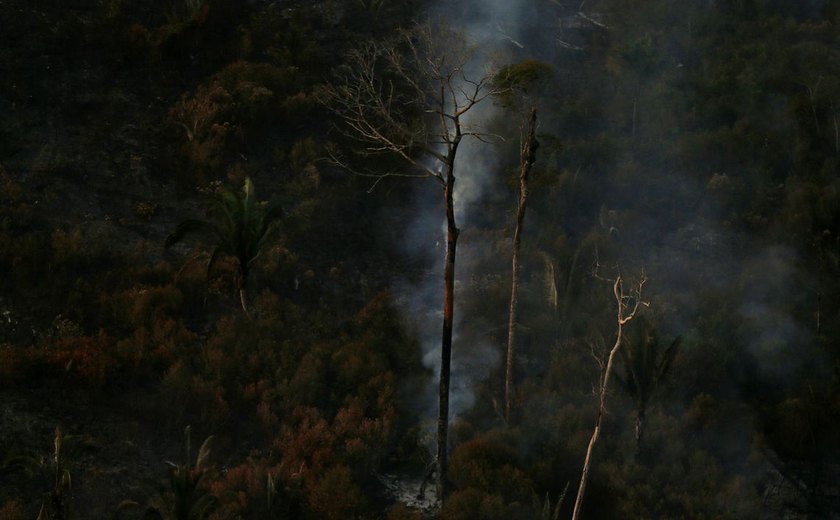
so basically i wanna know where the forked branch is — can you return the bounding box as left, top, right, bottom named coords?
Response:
left=572, top=272, right=648, bottom=520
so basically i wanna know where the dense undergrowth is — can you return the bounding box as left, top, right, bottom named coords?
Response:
left=2, top=0, right=840, bottom=518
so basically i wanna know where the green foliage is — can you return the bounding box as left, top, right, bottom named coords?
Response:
left=4, top=427, right=76, bottom=520
left=165, top=177, right=283, bottom=315
left=143, top=426, right=218, bottom=520
left=491, top=60, right=554, bottom=109
left=534, top=483, right=567, bottom=520
left=447, top=432, right=533, bottom=507
left=615, top=316, right=681, bottom=446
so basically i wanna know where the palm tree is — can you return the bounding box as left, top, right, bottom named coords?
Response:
left=144, top=426, right=218, bottom=520
left=615, top=316, right=680, bottom=450
left=5, top=426, right=75, bottom=520
left=165, top=177, right=283, bottom=317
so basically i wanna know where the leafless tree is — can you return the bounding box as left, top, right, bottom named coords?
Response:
left=572, top=272, right=648, bottom=520
left=320, top=21, right=501, bottom=500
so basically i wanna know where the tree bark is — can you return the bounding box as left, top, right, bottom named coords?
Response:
left=319, top=25, right=499, bottom=502
left=572, top=319, right=623, bottom=520
left=505, top=107, right=538, bottom=423
left=437, top=156, right=459, bottom=500
left=572, top=275, right=645, bottom=520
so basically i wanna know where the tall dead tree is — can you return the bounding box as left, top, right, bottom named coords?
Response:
left=505, top=107, right=538, bottom=422
left=490, top=60, right=552, bottom=423
left=572, top=273, right=648, bottom=520
left=321, top=22, right=500, bottom=500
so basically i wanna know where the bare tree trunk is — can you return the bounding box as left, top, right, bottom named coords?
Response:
left=437, top=154, right=459, bottom=500
left=320, top=24, right=499, bottom=503
left=505, top=107, right=538, bottom=423
left=572, top=275, right=646, bottom=520
left=572, top=318, right=623, bottom=520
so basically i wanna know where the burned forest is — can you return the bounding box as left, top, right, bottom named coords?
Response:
left=2, top=0, right=840, bottom=518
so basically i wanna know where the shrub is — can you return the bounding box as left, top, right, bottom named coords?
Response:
left=208, top=459, right=302, bottom=519
left=108, top=284, right=185, bottom=331
left=448, top=434, right=533, bottom=503
left=0, top=500, right=23, bottom=520
left=143, top=426, right=219, bottom=520
left=441, top=488, right=531, bottom=520
left=45, top=331, right=116, bottom=388
left=275, top=406, right=335, bottom=475
left=169, top=61, right=309, bottom=181
left=159, top=362, right=231, bottom=430
left=305, top=464, right=366, bottom=520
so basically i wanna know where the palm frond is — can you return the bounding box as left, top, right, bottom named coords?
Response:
left=242, top=177, right=257, bottom=222
left=195, top=435, right=214, bottom=470
left=656, top=336, right=681, bottom=385
left=205, top=246, right=224, bottom=283
left=112, top=499, right=140, bottom=520
left=619, top=317, right=680, bottom=408
left=167, top=178, right=282, bottom=315
left=189, top=494, right=219, bottom=520
left=165, top=219, right=219, bottom=248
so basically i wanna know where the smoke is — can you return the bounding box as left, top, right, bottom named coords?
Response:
left=394, top=0, right=820, bottom=437
left=389, top=0, right=544, bottom=427
left=738, top=246, right=819, bottom=385
left=382, top=0, right=832, bottom=513
left=451, top=105, right=507, bottom=225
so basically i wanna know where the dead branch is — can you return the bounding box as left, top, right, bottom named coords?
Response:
left=577, top=11, right=610, bottom=30
left=572, top=272, right=648, bottom=520
left=322, top=146, right=434, bottom=192
left=321, top=21, right=504, bottom=501
left=319, top=22, right=505, bottom=191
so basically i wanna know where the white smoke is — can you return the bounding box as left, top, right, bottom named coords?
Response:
left=392, top=0, right=541, bottom=426
left=738, top=246, right=816, bottom=383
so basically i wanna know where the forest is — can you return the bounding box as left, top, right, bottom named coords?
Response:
left=1, top=0, right=839, bottom=518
